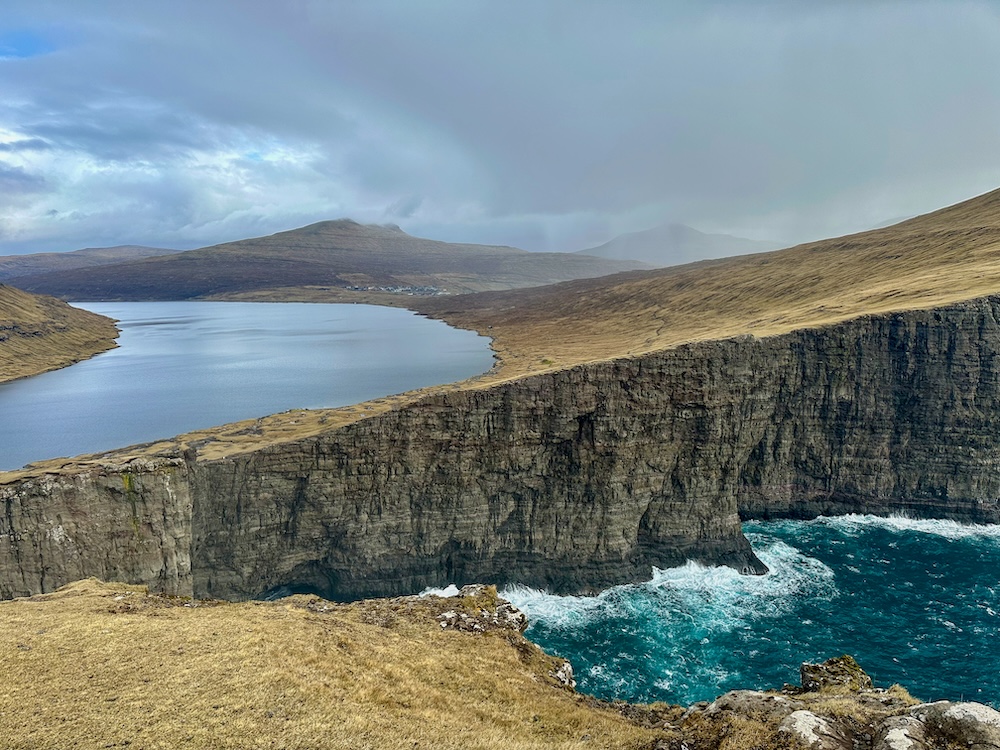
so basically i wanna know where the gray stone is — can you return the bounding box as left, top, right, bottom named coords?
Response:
left=913, top=701, right=1000, bottom=749
left=873, top=716, right=928, bottom=750
left=778, top=710, right=852, bottom=750
left=702, top=690, right=803, bottom=722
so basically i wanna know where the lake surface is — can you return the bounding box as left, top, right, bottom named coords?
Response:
left=505, top=515, right=1000, bottom=708
left=0, top=301, right=494, bottom=470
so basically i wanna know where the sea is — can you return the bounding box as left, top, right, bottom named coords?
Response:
left=504, top=515, right=1000, bottom=707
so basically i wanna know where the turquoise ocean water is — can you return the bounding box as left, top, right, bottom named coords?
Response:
left=503, top=515, right=1000, bottom=707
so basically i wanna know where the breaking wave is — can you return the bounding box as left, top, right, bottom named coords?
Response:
left=503, top=515, right=1000, bottom=706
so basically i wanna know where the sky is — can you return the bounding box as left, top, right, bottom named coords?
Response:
left=2, top=1, right=1000, bottom=256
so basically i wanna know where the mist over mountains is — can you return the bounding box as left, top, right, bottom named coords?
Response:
left=577, top=223, right=780, bottom=267
left=9, top=219, right=647, bottom=302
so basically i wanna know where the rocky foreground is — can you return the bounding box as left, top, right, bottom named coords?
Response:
left=1, top=579, right=995, bottom=750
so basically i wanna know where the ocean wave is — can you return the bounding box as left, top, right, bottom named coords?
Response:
left=418, top=583, right=461, bottom=598
left=748, top=513, right=1000, bottom=541
left=503, top=537, right=835, bottom=633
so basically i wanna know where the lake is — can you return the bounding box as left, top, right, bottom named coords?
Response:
left=0, top=301, right=494, bottom=471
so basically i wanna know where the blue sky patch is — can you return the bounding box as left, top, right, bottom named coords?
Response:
left=0, top=30, right=55, bottom=60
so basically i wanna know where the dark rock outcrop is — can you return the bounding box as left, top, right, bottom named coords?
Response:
left=681, top=655, right=999, bottom=750
left=801, top=655, right=874, bottom=693
left=4, top=297, right=1000, bottom=600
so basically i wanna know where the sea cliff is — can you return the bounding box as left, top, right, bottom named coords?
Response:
left=3, top=296, right=1000, bottom=600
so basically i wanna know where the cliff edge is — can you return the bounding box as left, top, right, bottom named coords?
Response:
left=5, top=189, right=1000, bottom=599
left=1, top=580, right=995, bottom=750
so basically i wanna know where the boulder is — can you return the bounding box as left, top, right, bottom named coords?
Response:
left=873, top=715, right=928, bottom=750
left=800, top=655, right=874, bottom=692
left=702, top=690, right=804, bottom=722
left=778, top=710, right=852, bottom=750
left=913, top=701, right=1000, bottom=749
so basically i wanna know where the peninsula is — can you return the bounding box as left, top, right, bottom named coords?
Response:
left=4, top=188, right=1000, bottom=601
left=0, top=284, right=118, bottom=384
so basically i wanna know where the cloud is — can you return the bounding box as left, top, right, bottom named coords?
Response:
left=385, top=194, right=424, bottom=220
left=0, top=137, right=51, bottom=152
left=2, top=1, right=1000, bottom=254
left=0, top=163, right=46, bottom=193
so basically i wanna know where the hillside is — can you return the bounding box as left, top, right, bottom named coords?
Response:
left=418, top=186, right=1000, bottom=380
left=11, top=186, right=1000, bottom=469
left=576, top=222, right=778, bottom=267
left=0, top=245, right=176, bottom=282
left=0, top=284, right=119, bottom=383
left=9, top=579, right=973, bottom=750
left=0, top=579, right=663, bottom=750
left=9, top=220, right=647, bottom=302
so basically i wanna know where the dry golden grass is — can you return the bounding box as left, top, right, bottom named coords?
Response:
left=0, top=284, right=118, bottom=383
left=416, top=186, right=1000, bottom=381
left=0, top=579, right=659, bottom=750
left=7, top=186, right=1000, bottom=476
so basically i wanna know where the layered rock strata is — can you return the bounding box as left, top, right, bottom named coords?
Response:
left=4, top=297, right=1000, bottom=600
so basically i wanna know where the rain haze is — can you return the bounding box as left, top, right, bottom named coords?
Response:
left=2, top=1, right=1000, bottom=258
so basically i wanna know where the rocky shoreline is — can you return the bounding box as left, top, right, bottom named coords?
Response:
left=3, top=578, right=995, bottom=749
left=442, top=588, right=1000, bottom=750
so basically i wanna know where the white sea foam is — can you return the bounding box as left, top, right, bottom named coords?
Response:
left=418, top=583, right=461, bottom=598
left=775, top=513, right=1000, bottom=540
left=504, top=537, right=835, bottom=634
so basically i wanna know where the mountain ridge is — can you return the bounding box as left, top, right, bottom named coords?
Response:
left=0, top=245, right=177, bottom=282
left=10, top=219, right=647, bottom=301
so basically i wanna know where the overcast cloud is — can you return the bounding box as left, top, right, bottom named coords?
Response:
left=2, top=1, right=1000, bottom=255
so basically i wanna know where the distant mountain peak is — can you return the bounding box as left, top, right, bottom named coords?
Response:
left=298, top=218, right=411, bottom=237
left=577, top=222, right=779, bottom=267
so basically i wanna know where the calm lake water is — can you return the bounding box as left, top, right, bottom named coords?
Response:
left=0, top=301, right=494, bottom=470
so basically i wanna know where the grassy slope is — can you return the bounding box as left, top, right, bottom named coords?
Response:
left=0, top=284, right=119, bottom=383
left=8, top=186, right=1000, bottom=473
left=0, top=580, right=660, bottom=750
left=0, top=245, right=176, bottom=282
left=417, top=186, right=1000, bottom=379
left=10, top=220, right=646, bottom=301
left=0, top=580, right=925, bottom=750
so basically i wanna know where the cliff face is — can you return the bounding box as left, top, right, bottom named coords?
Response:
left=0, top=459, right=193, bottom=599
left=4, top=298, right=1000, bottom=601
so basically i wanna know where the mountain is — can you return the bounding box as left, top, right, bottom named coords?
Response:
left=420, top=185, right=1000, bottom=379
left=0, top=245, right=177, bottom=282
left=576, top=222, right=779, bottom=267
left=0, top=283, right=118, bottom=383
left=9, top=220, right=647, bottom=302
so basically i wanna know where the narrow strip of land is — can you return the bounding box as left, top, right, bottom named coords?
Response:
left=0, top=284, right=119, bottom=384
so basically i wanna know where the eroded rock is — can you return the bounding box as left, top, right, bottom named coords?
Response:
left=701, top=690, right=804, bottom=723
left=800, top=655, right=873, bottom=693
left=778, top=710, right=852, bottom=750
left=873, top=715, right=928, bottom=750
left=913, top=700, right=1000, bottom=749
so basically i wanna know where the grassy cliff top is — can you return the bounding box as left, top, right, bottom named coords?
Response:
left=7, top=186, right=1000, bottom=476
left=416, top=186, right=1000, bottom=379
left=0, top=579, right=661, bottom=750
left=0, top=284, right=119, bottom=384
left=0, top=579, right=929, bottom=750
